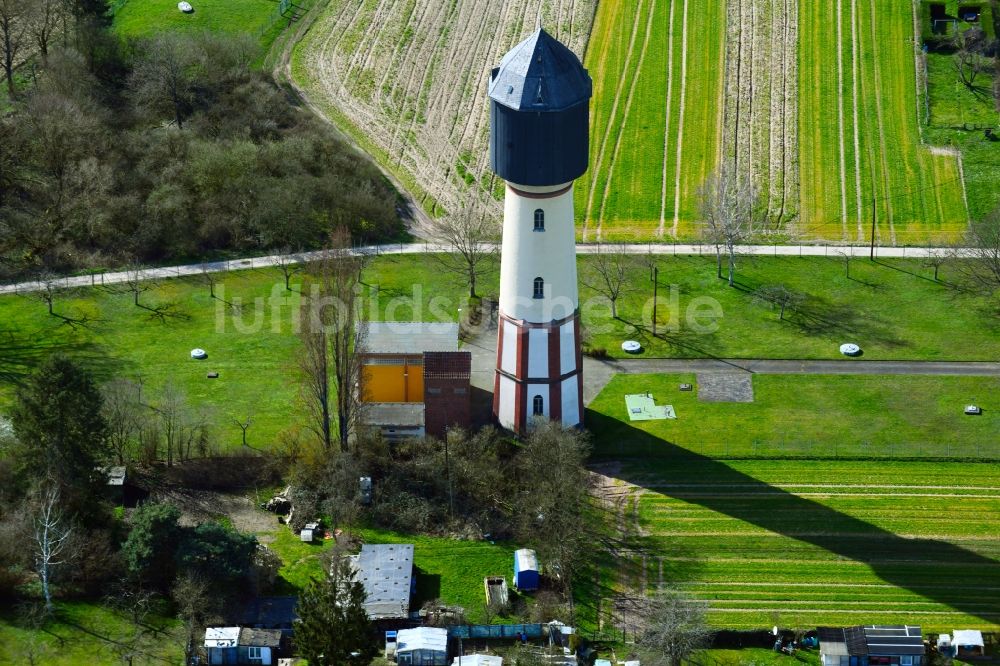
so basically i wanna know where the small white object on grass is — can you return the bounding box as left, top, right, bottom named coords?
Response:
left=178, top=1, right=193, bottom=12
left=839, top=343, right=861, bottom=356
left=190, top=348, right=207, bottom=360
left=621, top=340, right=642, bottom=353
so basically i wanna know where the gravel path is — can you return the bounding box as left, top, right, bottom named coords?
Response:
left=0, top=243, right=964, bottom=295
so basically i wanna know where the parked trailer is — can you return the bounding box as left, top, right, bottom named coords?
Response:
left=484, top=576, right=509, bottom=608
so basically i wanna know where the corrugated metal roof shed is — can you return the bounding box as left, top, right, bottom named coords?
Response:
left=205, top=627, right=240, bottom=648
left=365, top=322, right=459, bottom=355
left=452, top=656, right=502, bottom=666
left=398, top=627, right=448, bottom=653
left=365, top=403, right=425, bottom=427
left=953, top=630, right=984, bottom=647
left=238, top=627, right=282, bottom=648
left=354, top=544, right=414, bottom=619
left=515, top=549, right=538, bottom=572
left=488, top=29, right=591, bottom=112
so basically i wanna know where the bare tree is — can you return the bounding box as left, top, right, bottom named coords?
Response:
left=129, top=34, right=201, bottom=129
left=752, top=284, right=805, bottom=321
left=101, top=378, right=145, bottom=465
left=953, top=28, right=992, bottom=93
left=0, top=0, right=26, bottom=98
left=233, top=413, right=252, bottom=447
left=276, top=248, right=302, bottom=291
left=633, top=590, right=712, bottom=666
left=699, top=165, right=762, bottom=287
left=123, top=263, right=154, bottom=307
left=923, top=246, right=948, bottom=282
left=298, top=305, right=332, bottom=450
left=954, top=209, right=1000, bottom=293
left=301, top=228, right=368, bottom=451
left=429, top=197, right=499, bottom=298
left=33, top=486, right=74, bottom=612
left=580, top=242, right=637, bottom=319
left=154, top=382, right=207, bottom=465
left=26, top=0, right=62, bottom=66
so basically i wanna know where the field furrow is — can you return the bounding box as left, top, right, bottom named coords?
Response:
left=293, top=0, right=595, bottom=216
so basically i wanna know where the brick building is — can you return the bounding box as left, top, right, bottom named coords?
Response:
left=360, top=322, right=472, bottom=439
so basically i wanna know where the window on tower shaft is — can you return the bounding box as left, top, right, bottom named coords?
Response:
left=533, top=209, right=545, bottom=231
left=533, top=395, right=544, bottom=416
left=533, top=277, right=544, bottom=299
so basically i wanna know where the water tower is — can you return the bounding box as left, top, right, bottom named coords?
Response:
left=488, top=28, right=591, bottom=434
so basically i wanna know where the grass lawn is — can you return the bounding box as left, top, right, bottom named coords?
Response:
left=0, top=268, right=308, bottom=448
left=0, top=601, right=184, bottom=665
left=1, top=255, right=998, bottom=451
left=579, top=449, right=1000, bottom=630
left=695, top=648, right=821, bottom=666
left=580, top=255, right=1000, bottom=361
left=587, top=373, right=1000, bottom=458
left=113, top=0, right=293, bottom=50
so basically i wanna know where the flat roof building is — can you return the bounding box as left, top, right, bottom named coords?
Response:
left=352, top=544, right=415, bottom=620
left=819, top=626, right=924, bottom=666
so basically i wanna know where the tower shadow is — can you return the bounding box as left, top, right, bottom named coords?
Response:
left=584, top=409, right=1000, bottom=624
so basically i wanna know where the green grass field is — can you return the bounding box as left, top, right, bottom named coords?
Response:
left=588, top=373, right=1000, bottom=459
left=577, top=0, right=725, bottom=241
left=581, top=395, right=1000, bottom=630
left=798, top=0, right=969, bottom=243
left=113, top=0, right=291, bottom=48
left=0, top=602, right=184, bottom=665
left=2, top=255, right=998, bottom=451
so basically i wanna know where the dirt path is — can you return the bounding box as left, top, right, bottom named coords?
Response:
left=657, top=0, right=677, bottom=237
left=836, top=0, right=849, bottom=239
left=669, top=0, right=690, bottom=238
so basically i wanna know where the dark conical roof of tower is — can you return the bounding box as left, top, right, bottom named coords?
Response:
left=488, top=28, right=592, bottom=112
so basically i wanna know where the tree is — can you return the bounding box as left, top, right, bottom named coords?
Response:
left=123, top=263, right=154, bottom=308
left=302, top=228, right=367, bottom=451
left=33, top=487, right=74, bottom=612
left=633, top=590, right=711, bottom=666
left=102, top=378, right=145, bottom=465
left=580, top=242, right=637, bottom=319
left=121, top=502, right=182, bottom=590
left=954, top=208, right=1000, bottom=294
left=26, top=0, right=62, bottom=66
left=952, top=27, right=992, bottom=93
left=515, top=422, right=591, bottom=607
left=752, top=284, right=805, bottom=321
left=298, top=306, right=333, bottom=450
left=923, top=246, right=948, bottom=282
left=294, top=554, right=377, bottom=666
left=429, top=197, right=499, bottom=298
left=176, top=522, right=257, bottom=591
left=699, top=165, right=762, bottom=287
left=129, top=34, right=201, bottom=129
left=8, top=356, right=109, bottom=505
left=276, top=248, right=302, bottom=291
left=172, top=573, right=214, bottom=666
left=0, top=0, right=26, bottom=98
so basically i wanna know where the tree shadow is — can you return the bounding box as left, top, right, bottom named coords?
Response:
left=137, top=302, right=191, bottom=322
left=0, top=334, right=121, bottom=385
left=583, top=409, right=1000, bottom=624
left=787, top=294, right=910, bottom=349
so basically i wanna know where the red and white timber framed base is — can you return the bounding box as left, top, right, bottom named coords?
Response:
left=493, top=310, right=583, bottom=434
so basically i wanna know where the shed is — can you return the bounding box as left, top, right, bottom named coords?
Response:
left=452, top=656, right=502, bottom=666
left=396, top=626, right=448, bottom=665
left=352, top=543, right=415, bottom=619
left=953, top=630, right=984, bottom=657
left=205, top=626, right=283, bottom=665
left=819, top=626, right=924, bottom=666
left=513, top=549, right=539, bottom=591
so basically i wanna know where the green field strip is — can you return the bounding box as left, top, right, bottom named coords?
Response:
left=798, top=0, right=967, bottom=242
